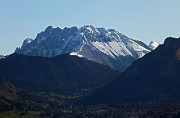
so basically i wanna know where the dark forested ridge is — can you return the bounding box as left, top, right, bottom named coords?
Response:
left=0, top=53, right=119, bottom=95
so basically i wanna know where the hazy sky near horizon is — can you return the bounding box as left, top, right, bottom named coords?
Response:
left=0, top=0, right=180, bottom=55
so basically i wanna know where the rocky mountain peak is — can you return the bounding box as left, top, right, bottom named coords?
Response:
left=15, top=25, right=150, bottom=71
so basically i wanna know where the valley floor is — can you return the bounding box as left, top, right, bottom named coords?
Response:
left=1, top=90, right=180, bottom=118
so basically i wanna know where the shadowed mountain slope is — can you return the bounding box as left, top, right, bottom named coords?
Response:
left=81, top=37, right=180, bottom=106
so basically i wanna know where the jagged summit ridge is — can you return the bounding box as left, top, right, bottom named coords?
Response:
left=15, top=25, right=150, bottom=71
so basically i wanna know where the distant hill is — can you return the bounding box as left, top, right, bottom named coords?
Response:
left=81, top=37, right=180, bottom=106
left=0, top=53, right=119, bottom=95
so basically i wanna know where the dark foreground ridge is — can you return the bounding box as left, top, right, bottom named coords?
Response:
left=81, top=37, right=180, bottom=106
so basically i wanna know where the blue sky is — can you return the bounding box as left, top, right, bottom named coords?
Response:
left=0, top=0, right=180, bottom=55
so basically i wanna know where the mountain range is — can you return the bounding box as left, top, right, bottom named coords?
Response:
left=15, top=25, right=150, bottom=71
left=1, top=24, right=178, bottom=117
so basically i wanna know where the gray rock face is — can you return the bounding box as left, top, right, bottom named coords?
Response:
left=15, top=25, right=150, bottom=71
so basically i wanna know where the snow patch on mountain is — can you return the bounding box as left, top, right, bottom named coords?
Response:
left=70, top=52, right=84, bottom=57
